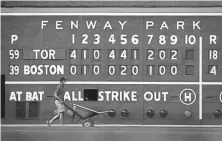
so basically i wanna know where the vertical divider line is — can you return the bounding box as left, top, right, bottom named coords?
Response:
left=199, top=36, right=203, bottom=120
left=142, top=16, right=145, bottom=120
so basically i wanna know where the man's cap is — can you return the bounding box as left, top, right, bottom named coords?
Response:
left=60, top=77, right=67, bottom=82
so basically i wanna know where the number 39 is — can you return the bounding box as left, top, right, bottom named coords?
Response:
left=9, top=65, right=19, bottom=75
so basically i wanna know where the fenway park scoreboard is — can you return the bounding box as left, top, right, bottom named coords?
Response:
left=1, top=14, right=222, bottom=125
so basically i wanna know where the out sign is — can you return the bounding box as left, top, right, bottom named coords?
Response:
left=179, top=89, right=196, bottom=105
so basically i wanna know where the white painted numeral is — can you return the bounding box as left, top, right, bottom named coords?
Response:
left=209, top=50, right=218, bottom=60
left=210, top=66, right=217, bottom=75
left=171, top=50, right=178, bottom=60
left=170, top=66, right=178, bottom=75
left=94, top=34, right=100, bottom=44
left=70, top=65, right=77, bottom=75
left=108, top=34, right=116, bottom=44
left=159, top=50, right=166, bottom=60
left=159, top=66, right=166, bottom=75
left=170, top=35, right=178, bottom=45
left=93, top=65, right=100, bottom=75
left=120, top=34, right=127, bottom=45
left=132, top=66, right=139, bottom=75
left=132, top=50, right=138, bottom=60
left=120, top=50, right=127, bottom=59
left=9, top=65, right=19, bottom=75
left=108, top=65, right=115, bottom=75
left=109, top=50, right=115, bottom=59
left=70, top=50, right=77, bottom=59
left=147, top=66, right=153, bottom=75
left=147, top=35, right=153, bottom=44
left=147, top=50, right=154, bottom=60
left=9, top=50, right=19, bottom=59
left=185, top=35, right=196, bottom=45
left=120, top=65, right=127, bottom=75
left=159, top=35, right=166, bottom=45
left=132, top=34, right=139, bottom=45
left=93, top=50, right=100, bottom=59
left=82, top=34, right=88, bottom=44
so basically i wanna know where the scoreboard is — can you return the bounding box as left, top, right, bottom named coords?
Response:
left=1, top=14, right=222, bottom=125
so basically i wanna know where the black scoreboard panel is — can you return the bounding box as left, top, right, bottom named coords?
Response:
left=1, top=15, right=222, bottom=125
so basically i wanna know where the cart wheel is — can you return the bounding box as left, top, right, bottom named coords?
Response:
left=82, top=120, right=94, bottom=127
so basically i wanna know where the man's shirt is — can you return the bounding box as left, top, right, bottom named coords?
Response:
left=54, top=83, right=65, bottom=101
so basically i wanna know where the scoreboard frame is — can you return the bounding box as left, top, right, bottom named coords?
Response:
left=1, top=11, right=222, bottom=127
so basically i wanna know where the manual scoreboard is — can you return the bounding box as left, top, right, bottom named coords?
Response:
left=1, top=15, right=222, bottom=125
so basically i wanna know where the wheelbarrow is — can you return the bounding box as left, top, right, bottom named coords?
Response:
left=64, top=103, right=110, bottom=127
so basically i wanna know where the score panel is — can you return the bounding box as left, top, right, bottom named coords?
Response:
left=202, top=17, right=222, bottom=82
left=5, top=84, right=200, bottom=124
left=1, top=16, right=222, bottom=82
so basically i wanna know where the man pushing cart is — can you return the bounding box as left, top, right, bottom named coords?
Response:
left=46, top=77, right=67, bottom=127
left=46, top=77, right=114, bottom=127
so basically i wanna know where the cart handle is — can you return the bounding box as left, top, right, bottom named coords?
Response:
left=73, top=104, right=109, bottom=114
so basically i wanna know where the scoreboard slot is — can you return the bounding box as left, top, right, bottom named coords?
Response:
left=83, top=89, right=98, bottom=101
left=185, top=49, right=195, bottom=60
left=16, top=102, right=26, bottom=119
left=185, top=65, right=194, bottom=75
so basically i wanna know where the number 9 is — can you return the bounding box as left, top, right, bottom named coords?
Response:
left=170, top=35, right=178, bottom=45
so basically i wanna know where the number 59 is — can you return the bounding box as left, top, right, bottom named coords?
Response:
left=9, top=50, right=20, bottom=59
